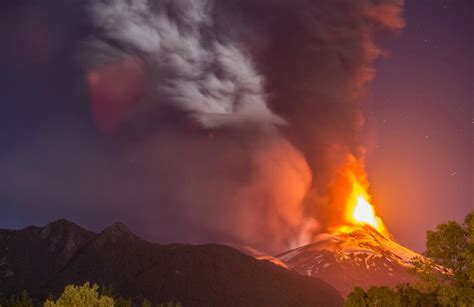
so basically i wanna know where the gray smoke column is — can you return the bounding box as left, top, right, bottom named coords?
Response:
left=78, top=0, right=405, bottom=253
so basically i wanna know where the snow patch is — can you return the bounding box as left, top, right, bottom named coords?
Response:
left=279, top=248, right=302, bottom=262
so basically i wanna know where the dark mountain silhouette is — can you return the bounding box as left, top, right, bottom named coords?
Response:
left=0, top=220, right=343, bottom=306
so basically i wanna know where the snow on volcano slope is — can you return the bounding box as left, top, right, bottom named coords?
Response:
left=278, top=225, right=421, bottom=297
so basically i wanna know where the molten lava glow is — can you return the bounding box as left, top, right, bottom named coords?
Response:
left=344, top=173, right=389, bottom=236
left=353, top=195, right=378, bottom=227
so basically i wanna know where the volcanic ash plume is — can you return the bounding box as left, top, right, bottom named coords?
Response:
left=84, top=0, right=284, bottom=131
left=79, top=0, right=404, bottom=253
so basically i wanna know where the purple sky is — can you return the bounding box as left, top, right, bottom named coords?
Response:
left=367, top=0, right=472, bottom=251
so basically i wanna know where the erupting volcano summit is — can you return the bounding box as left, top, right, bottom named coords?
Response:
left=278, top=224, right=420, bottom=297
left=277, top=168, right=423, bottom=296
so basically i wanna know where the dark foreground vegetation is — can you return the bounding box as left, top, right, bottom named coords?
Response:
left=345, top=211, right=474, bottom=306
left=0, top=283, right=180, bottom=307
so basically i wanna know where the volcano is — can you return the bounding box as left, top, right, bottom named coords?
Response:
left=278, top=225, right=421, bottom=297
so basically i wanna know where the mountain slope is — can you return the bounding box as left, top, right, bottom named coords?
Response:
left=0, top=219, right=96, bottom=296
left=278, top=225, right=420, bottom=297
left=0, top=220, right=343, bottom=306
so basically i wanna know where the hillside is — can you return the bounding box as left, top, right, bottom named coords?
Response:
left=0, top=220, right=343, bottom=306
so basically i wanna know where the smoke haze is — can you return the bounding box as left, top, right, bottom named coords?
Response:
left=0, top=0, right=404, bottom=253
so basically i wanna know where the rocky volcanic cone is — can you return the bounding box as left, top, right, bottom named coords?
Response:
left=278, top=225, right=421, bottom=297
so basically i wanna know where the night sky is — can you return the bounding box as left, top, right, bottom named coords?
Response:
left=367, top=0, right=472, bottom=251
left=0, top=0, right=472, bottom=253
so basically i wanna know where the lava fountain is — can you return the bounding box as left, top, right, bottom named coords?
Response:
left=342, top=170, right=389, bottom=237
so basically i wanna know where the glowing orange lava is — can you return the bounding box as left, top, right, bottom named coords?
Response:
left=353, top=195, right=378, bottom=227
left=344, top=173, right=389, bottom=236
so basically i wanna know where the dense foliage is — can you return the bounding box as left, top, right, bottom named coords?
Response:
left=345, top=210, right=474, bottom=306
left=345, top=284, right=438, bottom=307
left=0, top=283, right=181, bottom=307
left=43, top=283, right=114, bottom=307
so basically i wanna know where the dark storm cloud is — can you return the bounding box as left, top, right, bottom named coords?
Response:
left=0, top=0, right=404, bottom=253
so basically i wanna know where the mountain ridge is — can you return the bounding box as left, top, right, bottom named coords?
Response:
left=0, top=220, right=344, bottom=306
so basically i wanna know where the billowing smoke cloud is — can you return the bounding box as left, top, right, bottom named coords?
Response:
left=0, top=0, right=404, bottom=254
left=84, top=0, right=284, bottom=131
